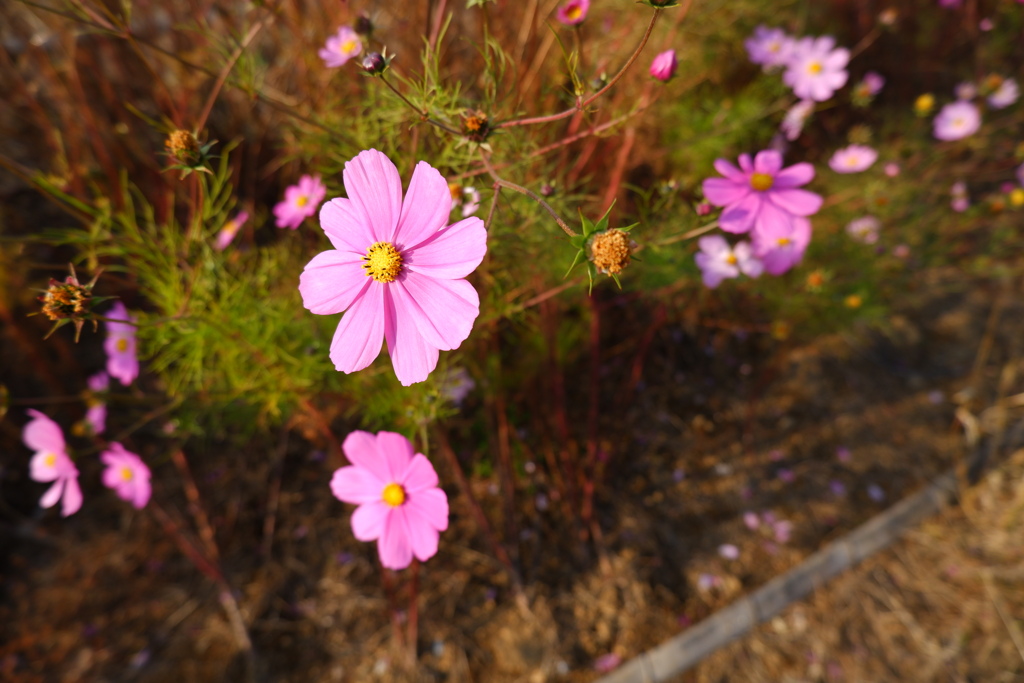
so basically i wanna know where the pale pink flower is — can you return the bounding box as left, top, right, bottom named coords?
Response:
left=299, top=150, right=487, bottom=386
left=649, top=49, right=678, bottom=82
left=718, top=543, right=740, bottom=560
left=319, top=26, right=362, bottom=68
left=988, top=78, right=1019, bottom=109
left=215, top=210, right=249, bottom=251
left=745, top=26, right=795, bottom=70
left=702, top=150, right=822, bottom=237
left=556, top=0, right=589, bottom=25
left=752, top=217, right=812, bottom=275
left=24, top=410, right=82, bottom=516
left=694, top=235, right=762, bottom=288
left=104, top=301, right=138, bottom=386
left=951, top=181, right=969, bottom=212
left=101, top=443, right=152, bottom=509
left=85, top=371, right=109, bottom=435
left=829, top=145, right=878, bottom=173
left=330, top=430, right=449, bottom=570
left=884, top=162, right=900, bottom=177
left=780, top=100, right=815, bottom=141
left=860, top=71, right=885, bottom=96
left=783, top=36, right=850, bottom=102
left=743, top=511, right=760, bottom=529
left=933, top=101, right=981, bottom=140
left=846, top=216, right=881, bottom=244
left=274, top=175, right=327, bottom=229
left=459, top=187, right=481, bottom=219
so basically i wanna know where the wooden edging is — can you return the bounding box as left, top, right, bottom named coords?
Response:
left=595, top=471, right=959, bottom=683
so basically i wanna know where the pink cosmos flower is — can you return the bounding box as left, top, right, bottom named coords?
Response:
left=274, top=175, right=327, bottom=230
left=828, top=145, right=878, bottom=173
left=783, top=36, right=850, bottom=102
left=988, top=78, right=1019, bottom=109
left=745, top=26, right=794, bottom=70
left=649, top=49, right=678, bottom=82
left=104, top=301, right=138, bottom=386
left=955, top=82, right=977, bottom=100
left=702, top=150, right=823, bottom=237
left=556, top=0, right=589, bottom=26
left=24, top=410, right=82, bottom=516
left=458, top=187, right=481, bottom=219
left=319, top=26, right=362, bottom=68
left=694, top=235, right=762, bottom=288
left=85, top=371, right=109, bottom=435
left=101, top=443, right=152, bottom=509
left=933, top=101, right=981, bottom=140
left=846, top=216, right=881, bottom=244
left=215, top=210, right=249, bottom=251
left=299, top=150, right=487, bottom=386
left=860, top=71, right=885, bottom=96
left=330, top=430, right=449, bottom=570
left=752, top=216, right=812, bottom=275
left=884, top=162, right=900, bottom=177
left=780, top=100, right=815, bottom=141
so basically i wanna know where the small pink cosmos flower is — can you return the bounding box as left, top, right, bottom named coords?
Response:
left=556, top=0, right=589, bottom=26
left=846, top=216, right=881, bottom=244
left=783, top=36, right=850, bottom=102
left=745, top=26, right=794, bottom=70
left=780, top=100, right=815, bottom=141
left=24, top=410, right=82, bottom=516
left=649, top=49, right=678, bottom=82
left=933, top=101, right=981, bottom=140
left=215, top=210, right=249, bottom=251
left=274, top=175, right=327, bottom=230
left=884, top=162, right=900, bottom=177
left=330, top=430, right=449, bottom=570
left=828, top=145, right=878, bottom=173
left=955, top=81, right=977, bottom=100
left=299, top=149, right=487, bottom=386
left=694, top=235, right=762, bottom=288
left=85, top=371, right=109, bottom=435
left=702, top=150, right=823, bottom=237
left=104, top=301, right=138, bottom=386
left=319, top=26, right=362, bottom=68
left=988, top=78, right=1019, bottom=109
left=101, top=443, right=152, bottom=509
left=752, top=216, right=812, bottom=275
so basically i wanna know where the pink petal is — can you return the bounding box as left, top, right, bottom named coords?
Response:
left=712, top=158, right=746, bottom=182
left=39, top=479, right=64, bottom=509
left=825, top=48, right=849, bottom=70
left=405, top=505, right=441, bottom=562
left=343, top=149, right=404, bottom=243
left=102, top=461, right=124, bottom=489
left=753, top=150, right=783, bottom=176
left=319, top=198, right=375, bottom=255
left=697, top=234, right=731, bottom=257
left=719, top=193, right=761, bottom=233
left=753, top=200, right=796, bottom=238
left=702, top=178, right=750, bottom=207
left=403, top=218, right=487, bottom=280
left=379, top=507, right=414, bottom=569
left=737, top=154, right=754, bottom=173
left=24, top=410, right=65, bottom=453
left=391, top=273, right=479, bottom=352
left=406, top=487, right=449, bottom=531
left=130, top=477, right=151, bottom=509
left=773, top=163, right=815, bottom=188
left=351, top=501, right=390, bottom=541
left=383, top=287, right=440, bottom=386
left=29, top=450, right=60, bottom=482
left=400, top=453, right=440, bottom=493
left=299, top=251, right=371, bottom=315
left=330, top=465, right=387, bottom=504
left=374, top=431, right=415, bottom=482
left=767, top=188, right=823, bottom=216
left=342, top=431, right=392, bottom=482
left=329, top=282, right=386, bottom=374
left=394, top=161, right=452, bottom=250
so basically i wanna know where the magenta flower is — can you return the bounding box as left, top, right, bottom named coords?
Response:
left=828, top=145, right=878, bottom=173
left=694, top=235, right=762, bottom=288
left=702, top=150, right=822, bottom=237
left=783, top=36, right=849, bottom=102
left=745, top=26, right=794, bottom=70
left=752, top=216, right=812, bottom=275
left=319, top=26, right=362, bottom=68
left=649, top=49, right=678, bottom=82
left=85, top=371, right=109, bottom=435
left=330, top=430, right=449, bottom=570
left=298, top=149, right=487, bottom=386
left=104, top=301, right=138, bottom=386
left=556, top=0, right=589, bottom=25
left=24, top=410, right=82, bottom=516
left=274, top=175, right=327, bottom=230
left=933, top=101, right=981, bottom=140
left=101, top=443, right=152, bottom=509
left=215, top=210, right=249, bottom=251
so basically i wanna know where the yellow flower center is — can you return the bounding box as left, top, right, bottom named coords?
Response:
left=296, top=195, right=309, bottom=207
left=382, top=482, right=406, bottom=507
left=45, top=453, right=57, bottom=467
left=768, top=41, right=780, bottom=53
left=750, top=173, right=774, bottom=192
left=341, top=39, right=356, bottom=54
left=726, top=254, right=738, bottom=265
left=777, top=237, right=792, bottom=247
left=807, top=61, right=823, bottom=75
left=121, top=466, right=134, bottom=482
left=116, top=338, right=129, bottom=353
left=566, top=6, right=581, bottom=20
left=362, top=242, right=403, bottom=283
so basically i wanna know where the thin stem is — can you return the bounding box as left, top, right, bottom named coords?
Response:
left=407, top=560, right=420, bottom=666
left=496, top=9, right=661, bottom=129
left=195, top=22, right=264, bottom=133
left=478, top=150, right=577, bottom=237
left=378, top=75, right=462, bottom=136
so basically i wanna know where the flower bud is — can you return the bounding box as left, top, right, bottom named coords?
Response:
left=354, top=15, right=373, bottom=36
left=164, top=129, right=199, bottom=163
left=361, top=52, right=387, bottom=75
left=460, top=109, right=491, bottom=143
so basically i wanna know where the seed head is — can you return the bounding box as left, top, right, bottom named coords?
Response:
left=588, top=229, right=634, bottom=276
left=37, top=264, right=101, bottom=342
left=460, top=110, right=491, bottom=143
left=165, top=129, right=200, bottom=163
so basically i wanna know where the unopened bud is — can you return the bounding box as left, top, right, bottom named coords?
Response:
left=362, top=52, right=387, bottom=75
left=354, top=15, right=373, bottom=36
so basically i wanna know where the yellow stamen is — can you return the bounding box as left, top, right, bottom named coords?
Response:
left=726, top=254, right=738, bottom=265
left=45, top=453, right=57, bottom=467
left=121, top=466, right=134, bottom=482
left=296, top=195, right=309, bottom=208
left=382, top=482, right=406, bottom=507
left=362, top=242, right=403, bottom=283
left=567, top=6, right=581, bottom=20
left=341, top=39, right=356, bottom=54
left=116, top=338, right=129, bottom=353
left=807, top=61, right=823, bottom=75
left=777, top=237, right=792, bottom=247
left=750, top=173, right=774, bottom=192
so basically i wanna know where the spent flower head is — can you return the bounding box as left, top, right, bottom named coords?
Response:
left=567, top=204, right=638, bottom=292
left=37, top=263, right=103, bottom=342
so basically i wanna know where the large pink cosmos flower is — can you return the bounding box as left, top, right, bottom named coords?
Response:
left=24, top=410, right=82, bottom=516
left=104, top=302, right=138, bottom=385
left=274, top=175, right=327, bottom=230
left=330, top=430, right=449, bottom=570
left=702, top=150, right=823, bottom=238
left=783, top=36, right=849, bottom=102
left=299, top=150, right=487, bottom=386
left=101, top=443, right=152, bottom=509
